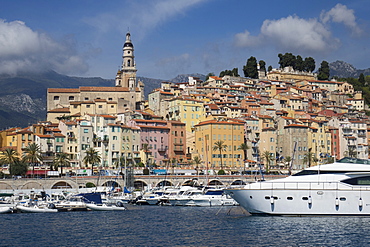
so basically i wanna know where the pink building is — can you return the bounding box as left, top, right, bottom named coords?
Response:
left=131, top=119, right=169, bottom=166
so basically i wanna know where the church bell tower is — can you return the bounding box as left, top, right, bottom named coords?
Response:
left=115, top=31, right=137, bottom=89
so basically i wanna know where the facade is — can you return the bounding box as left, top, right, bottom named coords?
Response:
left=194, top=119, right=244, bottom=170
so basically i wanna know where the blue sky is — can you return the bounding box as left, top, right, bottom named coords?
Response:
left=0, top=0, right=369, bottom=80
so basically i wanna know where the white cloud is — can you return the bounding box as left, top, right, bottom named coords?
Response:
left=234, top=4, right=362, bottom=55
left=320, top=3, right=362, bottom=36
left=0, top=19, right=88, bottom=75
left=261, top=16, right=338, bottom=53
left=235, top=15, right=338, bottom=54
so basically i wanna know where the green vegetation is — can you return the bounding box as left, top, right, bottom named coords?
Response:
left=219, top=68, right=239, bottom=77
left=243, top=56, right=258, bottom=78
left=317, top=61, right=330, bottom=80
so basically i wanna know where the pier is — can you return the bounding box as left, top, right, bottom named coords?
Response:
left=0, top=174, right=285, bottom=191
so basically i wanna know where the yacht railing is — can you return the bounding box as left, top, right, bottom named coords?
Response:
left=248, top=181, right=370, bottom=191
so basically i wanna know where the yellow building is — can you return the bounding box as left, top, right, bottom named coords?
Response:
left=167, top=96, right=206, bottom=156
left=194, top=119, right=244, bottom=170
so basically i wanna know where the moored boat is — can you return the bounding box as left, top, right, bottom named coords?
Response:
left=0, top=206, right=13, bottom=214
left=86, top=203, right=127, bottom=211
left=225, top=157, right=370, bottom=216
left=16, top=204, right=58, bottom=213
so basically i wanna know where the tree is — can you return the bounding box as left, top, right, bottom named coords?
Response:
left=261, top=151, right=272, bottom=173
left=219, top=68, right=239, bottom=77
left=9, top=160, right=28, bottom=176
left=359, top=73, right=365, bottom=84
left=83, top=148, right=101, bottom=171
left=304, top=57, right=315, bottom=72
left=0, top=148, right=19, bottom=166
left=284, top=156, right=292, bottom=168
left=22, top=143, right=43, bottom=178
left=243, top=56, right=258, bottom=79
left=259, top=60, right=266, bottom=72
left=191, top=156, right=202, bottom=175
left=238, top=143, right=250, bottom=166
left=268, top=65, right=273, bottom=72
left=303, top=149, right=317, bottom=168
left=278, top=53, right=296, bottom=68
left=295, top=55, right=304, bottom=71
left=54, top=152, right=70, bottom=176
left=205, top=72, right=215, bottom=81
left=317, top=61, right=330, bottom=80
left=213, top=140, right=227, bottom=170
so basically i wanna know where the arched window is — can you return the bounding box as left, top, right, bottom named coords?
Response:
left=127, top=59, right=131, bottom=67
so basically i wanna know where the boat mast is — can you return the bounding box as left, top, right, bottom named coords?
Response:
left=289, top=142, right=297, bottom=175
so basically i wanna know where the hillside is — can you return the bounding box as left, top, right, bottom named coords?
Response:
left=0, top=61, right=368, bottom=130
left=0, top=71, right=203, bottom=129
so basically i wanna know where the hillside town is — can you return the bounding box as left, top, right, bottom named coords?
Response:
left=0, top=32, right=367, bottom=176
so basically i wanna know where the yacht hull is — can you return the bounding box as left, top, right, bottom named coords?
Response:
left=226, top=188, right=370, bottom=216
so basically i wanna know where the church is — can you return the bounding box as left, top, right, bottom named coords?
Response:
left=47, top=32, right=145, bottom=122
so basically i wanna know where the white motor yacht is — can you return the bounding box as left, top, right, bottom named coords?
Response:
left=225, top=157, right=370, bottom=216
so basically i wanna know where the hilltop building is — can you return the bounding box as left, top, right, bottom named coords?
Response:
left=46, top=32, right=144, bottom=123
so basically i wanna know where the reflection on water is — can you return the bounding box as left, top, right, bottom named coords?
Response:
left=2, top=206, right=370, bottom=246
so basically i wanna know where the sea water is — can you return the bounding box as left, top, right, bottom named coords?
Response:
left=2, top=206, right=370, bottom=246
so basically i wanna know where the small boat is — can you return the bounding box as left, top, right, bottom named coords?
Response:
left=86, top=203, right=127, bottom=211
left=17, top=204, right=58, bottom=213
left=0, top=206, right=13, bottom=214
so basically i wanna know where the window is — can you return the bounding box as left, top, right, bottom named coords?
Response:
left=98, top=105, right=102, bottom=108
left=54, top=96, right=60, bottom=100
left=86, top=105, right=90, bottom=108
left=84, top=129, right=89, bottom=133
left=69, top=96, right=74, bottom=100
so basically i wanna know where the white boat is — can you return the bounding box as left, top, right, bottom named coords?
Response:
left=17, top=204, right=58, bottom=213
left=86, top=203, right=127, bottom=211
left=189, top=188, right=239, bottom=207
left=225, top=157, right=370, bottom=216
left=0, top=206, right=13, bottom=214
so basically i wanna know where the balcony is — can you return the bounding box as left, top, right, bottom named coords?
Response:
left=158, top=147, right=167, bottom=152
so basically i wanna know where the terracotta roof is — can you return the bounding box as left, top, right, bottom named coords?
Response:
left=136, top=125, right=169, bottom=130
left=48, top=88, right=80, bottom=93
left=47, top=108, right=70, bottom=113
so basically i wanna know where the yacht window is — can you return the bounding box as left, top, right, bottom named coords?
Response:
left=249, top=196, right=253, bottom=199
left=340, top=197, right=346, bottom=201
left=287, top=197, right=293, bottom=200
left=341, top=176, right=370, bottom=185
left=302, top=197, right=309, bottom=200
left=265, top=196, right=270, bottom=200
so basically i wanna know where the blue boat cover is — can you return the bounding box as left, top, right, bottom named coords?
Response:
left=77, top=192, right=102, bottom=204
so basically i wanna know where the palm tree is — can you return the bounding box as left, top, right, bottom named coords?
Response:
left=54, top=152, right=70, bottom=176
left=22, top=143, right=43, bottom=178
left=191, top=156, right=202, bottom=175
left=0, top=148, right=20, bottom=175
left=303, top=149, right=317, bottom=168
left=238, top=143, right=250, bottom=168
left=213, top=140, right=227, bottom=170
left=284, top=156, right=292, bottom=175
left=83, top=148, right=101, bottom=172
left=261, top=151, right=272, bottom=173
left=0, top=148, right=19, bottom=165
